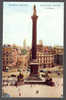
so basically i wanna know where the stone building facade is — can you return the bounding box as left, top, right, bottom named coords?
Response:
left=2, top=45, right=17, bottom=71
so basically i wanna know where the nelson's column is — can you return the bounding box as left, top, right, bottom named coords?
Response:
left=27, top=5, right=41, bottom=80
left=28, top=5, right=54, bottom=86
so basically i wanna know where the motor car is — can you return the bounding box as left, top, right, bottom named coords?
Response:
left=41, top=74, right=45, bottom=77
left=10, top=74, right=16, bottom=77
left=27, top=69, right=30, bottom=71
left=40, top=70, right=44, bottom=72
left=5, top=69, right=8, bottom=72
left=48, top=71, right=51, bottom=73
left=57, top=72, right=61, bottom=75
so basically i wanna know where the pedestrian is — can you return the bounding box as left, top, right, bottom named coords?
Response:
left=36, top=90, right=39, bottom=94
left=18, top=88, right=21, bottom=96
left=19, top=92, right=21, bottom=96
left=16, top=85, right=17, bottom=88
left=31, top=84, right=32, bottom=87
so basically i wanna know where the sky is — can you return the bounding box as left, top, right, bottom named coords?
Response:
left=3, top=2, right=64, bottom=47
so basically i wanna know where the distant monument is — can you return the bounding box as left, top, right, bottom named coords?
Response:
left=23, top=39, right=26, bottom=49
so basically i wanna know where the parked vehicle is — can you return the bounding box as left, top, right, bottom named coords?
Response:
left=10, top=74, right=16, bottom=77
left=41, top=74, right=45, bottom=77
left=40, top=70, right=44, bottom=73
left=5, top=69, right=8, bottom=72
left=27, top=69, right=30, bottom=71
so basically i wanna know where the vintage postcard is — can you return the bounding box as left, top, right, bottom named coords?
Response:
left=2, top=2, right=64, bottom=98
